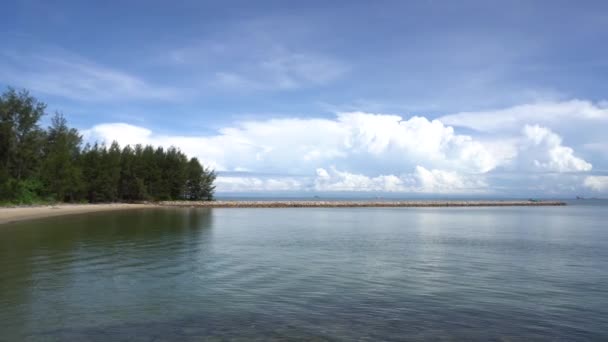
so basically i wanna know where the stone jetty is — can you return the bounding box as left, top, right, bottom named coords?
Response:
left=160, top=200, right=566, bottom=208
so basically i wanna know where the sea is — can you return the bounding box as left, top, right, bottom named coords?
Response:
left=1, top=199, right=606, bottom=340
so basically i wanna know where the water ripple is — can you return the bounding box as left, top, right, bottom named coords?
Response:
left=1, top=206, right=607, bottom=340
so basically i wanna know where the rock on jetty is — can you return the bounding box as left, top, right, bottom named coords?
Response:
left=160, top=200, right=566, bottom=208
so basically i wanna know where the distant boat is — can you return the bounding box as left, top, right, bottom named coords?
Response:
left=576, top=196, right=585, bottom=200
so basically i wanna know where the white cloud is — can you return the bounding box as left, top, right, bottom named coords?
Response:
left=440, top=100, right=608, bottom=133
left=164, top=35, right=348, bottom=92
left=583, top=176, right=608, bottom=192
left=314, top=167, right=410, bottom=192
left=82, top=123, right=153, bottom=147
left=518, top=125, right=592, bottom=172
left=214, top=166, right=486, bottom=193
left=0, top=48, right=179, bottom=102
left=216, top=175, right=305, bottom=192
left=211, top=50, right=348, bottom=91
left=257, top=51, right=348, bottom=88
left=82, top=108, right=601, bottom=194
left=414, top=166, right=486, bottom=192
left=313, top=166, right=486, bottom=193
left=439, top=100, right=606, bottom=175
left=84, top=112, right=498, bottom=176
left=337, top=112, right=497, bottom=173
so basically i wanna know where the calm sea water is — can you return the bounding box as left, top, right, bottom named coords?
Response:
left=1, top=202, right=607, bottom=341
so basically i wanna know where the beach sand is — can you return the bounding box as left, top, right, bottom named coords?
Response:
left=0, top=200, right=566, bottom=225
left=0, top=203, right=153, bottom=225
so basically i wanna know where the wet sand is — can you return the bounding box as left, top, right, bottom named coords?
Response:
left=0, top=203, right=153, bottom=225
left=0, top=200, right=566, bottom=225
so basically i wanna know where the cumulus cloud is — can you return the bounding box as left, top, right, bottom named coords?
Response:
left=414, top=166, right=487, bottom=192
left=84, top=112, right=498, bottom=175
left=214, top=166, right=487, bottom=193
left=82, top=109, right=601, bottom=194
left=314, top=167, right=412, bottom=192
left=82, top=123, right=153, bottom=148
left=338, top=112, right=497, bottom=173
left=440, top=99, right=608, bottom=177
left=517, top=125, right=592, bottom=172
left=583, top=176, right=608, bottom=192
left=216, top=175, right=305, bottom=192
left=313, top=166, right=486, bottom=193
left=440, top=100, right=608, bottom=133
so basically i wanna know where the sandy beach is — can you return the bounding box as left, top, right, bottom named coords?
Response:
left=0, top=203, right=153, bottom=225
left=0, top=200, right=566, bottom=225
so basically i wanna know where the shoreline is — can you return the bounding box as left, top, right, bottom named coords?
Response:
left=0, top=203, right=154, bottom=225
left=0, top=200, right=566, bottom=225
left=160, top=200, right=567, bottom=208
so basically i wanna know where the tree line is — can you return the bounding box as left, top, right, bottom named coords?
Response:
left=0, top=88, right=216, bottom=204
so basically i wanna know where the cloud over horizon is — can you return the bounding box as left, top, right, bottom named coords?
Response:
left=82, top=103, right=604, bottom=195
left=2, top=1, right=607, bottom=197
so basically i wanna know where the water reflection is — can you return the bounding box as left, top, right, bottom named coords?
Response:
left=0, top=208, right=214, bottom=339
left=1, top=206, right=608, bottom=340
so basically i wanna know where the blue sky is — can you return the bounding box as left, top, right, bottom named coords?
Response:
left=2, top=0, right=607, bottom=196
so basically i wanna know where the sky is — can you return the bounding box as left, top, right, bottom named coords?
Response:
left=1, top=0, right=607, bottom=197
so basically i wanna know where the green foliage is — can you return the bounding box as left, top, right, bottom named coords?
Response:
left=3, top=178, right=46, bottom=204
left=0, top=88, right=45, bottom=183
left=201, top=167, right=217, bottom=201
left=41, top=113, right=84, bottom=202
left=0, top=88, right=216, bottom=204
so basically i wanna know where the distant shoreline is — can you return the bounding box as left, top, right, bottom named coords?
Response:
left=0, top=200, right=566, bottom=225
left=160, top=200, right=567, bottom=208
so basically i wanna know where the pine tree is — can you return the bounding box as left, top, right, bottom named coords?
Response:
left=119, top=145, right=147, bottom=201
left=41, top=113, right=84, bottom=202
left=81, top=143, right=103, bottom=202
left=201, top=167, right=217, bottom=200
left=0, top=87, right=216, bottom=204
left=185, top=157, right=204, bottom=200
left=0, top=88, right=46, bottom=202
